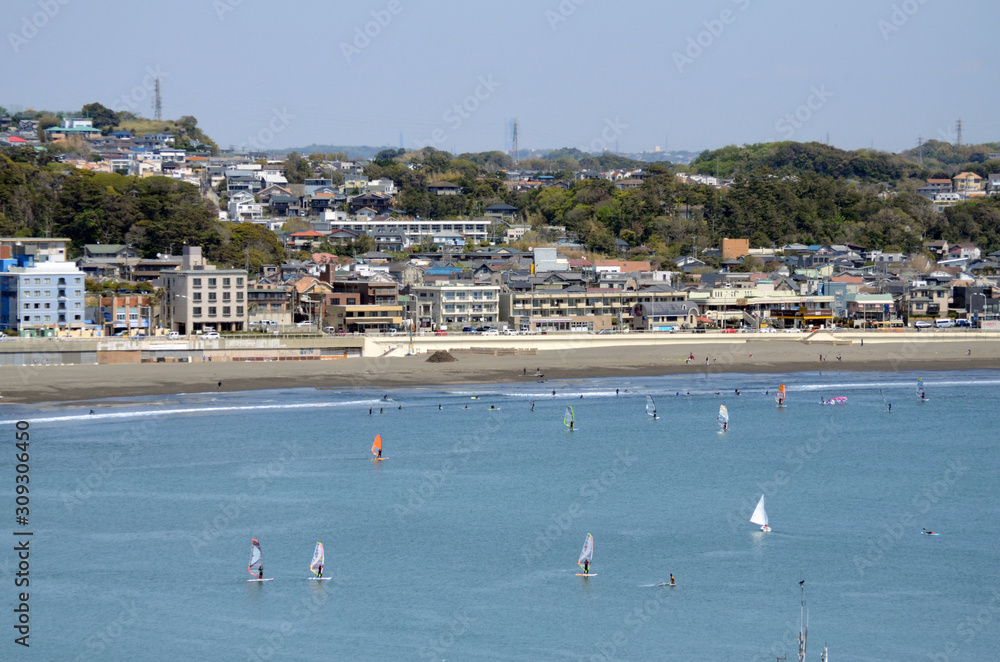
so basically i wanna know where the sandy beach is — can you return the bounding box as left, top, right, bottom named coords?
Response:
left=1, top=336, right=997, bottom=405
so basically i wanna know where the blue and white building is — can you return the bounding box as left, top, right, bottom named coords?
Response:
left=0, top=242, right=87, bottom=334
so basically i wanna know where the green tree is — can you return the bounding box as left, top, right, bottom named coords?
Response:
left=282, top=152, right=312, bottom=184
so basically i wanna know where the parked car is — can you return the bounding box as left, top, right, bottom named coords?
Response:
left=481, top=328, right=499, bottom=336
left=956, top=319, right=972, bottom=327
left=914, top=321, right=932, bottom=328
left=461, top=327, right=478, bottom=333
left=596, top=329, right=617, bottom=335
left=759, top=327, right=777, bottom=333
left=202, top=331, right=221, bottom=339
left=167, top=331, right=181, bottom=339
left=934, top=318, right=955, bottom=328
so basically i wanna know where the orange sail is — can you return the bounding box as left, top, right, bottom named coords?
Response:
left=371, top=434, right=382, bottom=456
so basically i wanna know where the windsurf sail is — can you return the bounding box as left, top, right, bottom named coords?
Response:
left=646, top=395, right=657, bottom=418
left=564, top=406, right=575, bottom=427
left=371, top=434, right=382, bottom=456
left=310, top=542, right=324, bottom=577
left=578, top=533, right=593, bottom=570
left=880, top=389, right=888, bottom=409
left=248, top=538, right=263, bottom=577
left=822, top=396, right=847, bottom=405
left=750, top=495, right=769, bottom=528
left=776, top=384, right=786, bottom=405
left=916, top=378, right=925, bottom=398
left=717, top=404, right=729, bottom=428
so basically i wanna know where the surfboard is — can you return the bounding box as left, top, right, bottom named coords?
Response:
left=575, top=573, right=597, bottom=577
left=372, top=457, right=386, bottom=461
left=248, top=578, right=274, bottom=582
left=657, top=582, right=677, bottom=587
left=922, top=531, right=940, bottom=535
left=308, top=577, right=331, bottom=581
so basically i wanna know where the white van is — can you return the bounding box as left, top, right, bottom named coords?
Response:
left=934, top=318, right=955, bottom=328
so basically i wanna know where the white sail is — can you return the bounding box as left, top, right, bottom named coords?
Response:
left=718, top=405, right=729, bottom=428
left=750, top=495, right=769, bottom=527
left=310, top=542, right=324, bottom=576
left=248, top=538, right=263, bottom=576
left=577, top=533, right=593, bottom=569
left=564, top=406, right=574, bottom=427
left=646, top=395, right=657, bottom=418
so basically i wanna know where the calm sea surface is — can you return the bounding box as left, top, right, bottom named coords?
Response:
left=3, top=369, right=999, bottom=661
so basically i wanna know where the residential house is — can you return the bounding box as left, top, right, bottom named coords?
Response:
left=631, top=301, right=699, bottom=331
left=953, top=172, right=983, bottom=194
left=427, top=181, right=461, bottom=196
left=485, top=203, right=518, bottom=223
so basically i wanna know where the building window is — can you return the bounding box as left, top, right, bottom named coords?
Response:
left=223, top=306, right=231, bottom=316
left=74, top=302, right=81, bottom=309
left=236, top=306, right=244, bottom=316
left=236, top=292, right=243, bottom=301
left=23, top=303, right=29, bottom=310
left=222, top=292, right=231, bottom=301
left=193, top=278, right=202, bottom=287
left=237, top=278, right=244, bottom=286
left=223, top=278, right=231, bottom=287
left=44, top=303, right=50, bottom=309
left=74, top=315, right=81, bottom=321
left=348, top=298, right=357, bottom=305
left=193, top=292, right=202, bottom=302
left=193, top=307, right=202, bottom=316
left=74, top=277, right=81, bottom=284
left=208, top=292, right=217, bottom=301
left=208, top=278, right=217, bottom=287
left=208, top=307, right=217, bottom=316
left=44, top=278, right=51, bottom=284
left=34, top=278, right=41, bottom=284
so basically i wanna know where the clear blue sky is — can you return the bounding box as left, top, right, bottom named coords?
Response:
left=3, top=0, right=995, bottom=155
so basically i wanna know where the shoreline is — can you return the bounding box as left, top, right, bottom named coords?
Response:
left=1, top=338, right=997, bottom=405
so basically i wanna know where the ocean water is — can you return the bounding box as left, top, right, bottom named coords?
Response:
left=4, top=369, right=1000, bottom=661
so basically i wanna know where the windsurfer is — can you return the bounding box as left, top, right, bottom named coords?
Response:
left=377, top=447, right=382, bottom=459
left=723, top=421, right=728, bottom=431
left=569, top=420, right=574, bottom=430
left=583, top=559, right=589, bottom=574
left=317, top=564, right=323, bottom=578
left=670, top=574, right=675, bottom=586
left=530, top=401, right=535, bottom=411
left=258, top=565, right=263, bottom=579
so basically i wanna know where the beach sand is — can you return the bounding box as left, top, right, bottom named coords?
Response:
left=1, top=337, right=996, bottom=405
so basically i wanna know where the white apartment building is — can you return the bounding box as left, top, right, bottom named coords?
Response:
left=160, top=247, right=248, bottom=334
left=411, top=283, right=500, bottom=329
left=329, top=218, right=490, bottom=245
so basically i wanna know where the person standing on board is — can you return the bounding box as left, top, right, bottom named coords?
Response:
left=258, top=565, right=263, bottom=580
left=670, top=574, right=675, bottom=586
left=317, top=563, right=323, bottom=578
left=377, top=446, right=382, bottom=459
left=583, top=558, right=590, bottom=574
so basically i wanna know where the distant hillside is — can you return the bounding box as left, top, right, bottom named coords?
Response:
left=899, top=139, right=1000, bottom=173
left=274, top=144, right=394, bottom=160
left=116, top=118, right=218, bottom=153
left=691, top=141, right=924, bottom=182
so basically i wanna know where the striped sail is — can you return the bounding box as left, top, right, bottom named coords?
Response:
left=310, top=542, right=324, bottom=577
left=248, top=538, right=262, bottom=576
left=577, top=533, right=593, bottom=570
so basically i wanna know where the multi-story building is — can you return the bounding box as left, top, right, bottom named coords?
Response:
left=500, top=286, right=687, bottom=332
left=0, top=242, right=87, bottom=335
left=0, top=237, right=70, bottom=262
left=321, top=277, right=404, bottom=332
left=160, top=247, right=248, bottom=334
left=412, top=283, right=500, bottom=329
left=328, top=218, right=490, bottom=245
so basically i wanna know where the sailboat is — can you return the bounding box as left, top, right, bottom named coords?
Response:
left=880, top=389, right=890, bottom=413
left=717, top=404, right=729, bottom=432
left=371, top=433, right=383, bottom=460
left=775, top=384, right=786, bottom=407
left=564, top=405, right=575, bottom=430
left=575, top=533, right=595, bottom=576
left=646, top=395, right=658, bottom=419
left=247, top=538, right=273, bottom=582
left=917, top=378, right=927, bottom=402
left=309, top=542, right=330, bottom=580
left=750, top=494, right=770, bottom=532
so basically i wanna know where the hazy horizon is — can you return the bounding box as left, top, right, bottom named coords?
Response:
left=3, top=0, right=996, bottom=156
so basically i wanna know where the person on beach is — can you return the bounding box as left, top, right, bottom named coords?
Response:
left=705, top=358, right=709, bottom=366
left=523, top=368, right=527, bottom=376
left=968, top=349, right=972, bottom=356
left=218, top=381, right=222, bottom=390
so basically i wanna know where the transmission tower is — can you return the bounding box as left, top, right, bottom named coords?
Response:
left=955, top=118, right=963, bottom=146
left=153, top=77, right=162, bottom=121
left=917, top=135, right=923, bottom=164
left=511, top=120, right=519, bottom=166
